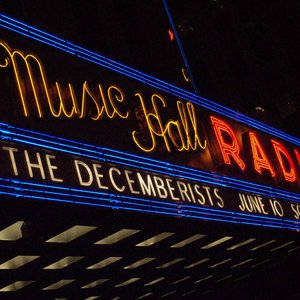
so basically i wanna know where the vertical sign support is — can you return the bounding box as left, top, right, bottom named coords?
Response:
left=163, top=0, right=199, bottom=95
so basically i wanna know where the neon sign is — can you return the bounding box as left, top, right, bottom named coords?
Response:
left=0, top=38, right=300, bottom=191
left=248, top=132, right=276, bottom=177
left=132, top=93, right=207, bottom=152
left=210, top=116, right=246, bottom=171
left=0, top=39, right=207, bottom=154
left=0, top=40, right=129, bottom=120
left=271, top=139, right=297, bottom=182
left=209, top=116, right=300, bottom=186
left=0, top=15, right=300, bottom=231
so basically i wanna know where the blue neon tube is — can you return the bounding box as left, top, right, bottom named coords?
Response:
left=1, top=122, right=299, bottom=204
left=0, top=14, right=300, bottom=146
left=1, top=177, right=300, bottom=231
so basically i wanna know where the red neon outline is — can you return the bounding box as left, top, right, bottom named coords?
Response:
left=271, top=139, right=296, bottom=182
left=294, top=149, right=300, bottom=166
left=210, top=116, right=245, bottom=171
left=249, top=132, right=276, bottom=177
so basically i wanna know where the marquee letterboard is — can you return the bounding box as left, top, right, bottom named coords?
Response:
left=1, top=14, right=299, bottom=230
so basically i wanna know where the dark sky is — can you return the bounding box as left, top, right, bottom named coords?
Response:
left=168, top=0, right=300, bottom=134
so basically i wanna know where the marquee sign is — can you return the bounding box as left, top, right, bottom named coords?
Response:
left=1, top=14, right=300, bottom=230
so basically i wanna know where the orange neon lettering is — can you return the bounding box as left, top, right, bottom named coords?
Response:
left=0, top=40, right=45, bottom=117
left=271, top=139, right=296, bottom=182
left=249, top=132, right=276, bottom=177
left=167, top=101, right=207, bottom=152
left=0, top=40, right=129, bottom=121
left=132, top=93, right=169, bottom=152
left=56, top=82, right=80, bottom=117
left=97, top=84, right=129, bottom=119
left=210, top=116, right=245, bottom=171
left=107, top=86, right=129, bottom=119
left=132, top=93, right=206, bottom=153
left=79, top=81, right=103, bottom=120
left=176, top=101, right=207, bottom=151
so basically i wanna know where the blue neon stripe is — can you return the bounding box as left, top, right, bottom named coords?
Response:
left=0, top=178, right=287, bottom=224
left=1, top=177, right=300, bottom=231
left=1, top=122, right=299, bottom=203
left=1, top=14, right=300, bottom=146
left=0, top=177, right=284, bottom=219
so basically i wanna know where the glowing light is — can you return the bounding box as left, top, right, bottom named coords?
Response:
left=115, top=278, right=140, bottom=287
left=272, top=139, right=296, bottom=182
left=226, top=238, right=256, bottom=250
left=201, top=236, right=233, bottom=249
left=95, top=229, right=140, bottom=245
left=170, top=234, right=205, bottom=248
left=144, top=277, right=165, bottom=286
left=81, top=279, right=109, bottom=289
left=1, top=13, right=299, bottom=149
left=46, top=225, right=97, bottom=243
left=231, top=259, right=253, bottom=268
left=0, top=221, right=24, bottom=241
left=195, top=275, right=213, bottom=283
left=132, top=93, right=206, bottom=153
left=87, top=257, right=123, bottom=269
left=270, top=241, right=295, bottom=252
left=184, top=258, right=209, bottom=269
left=209, top=258, right=232, bottom=268
left=0, top=281, right=35, bottom=292
left=136, top=232, right=175, bottom=247
left=250, top=240, right=276, bottom=251
left=124, top=257, right=156, bottom=269
left=42, top=280, right=75, bottom=290
left=156, top=258, right=184, bottom=269
left=0, top=40, right=129, bottom=121
left=172, top=276, right=191, bottom=284
left=294, top=149, right=300, bottom=166
left=181, top=68, right=191, bottom=82
left=168, top=29, right=174, bottom=41
left=210, top=116, right=246, bottom=171
left=248, top=132, right=276, bottom=177
left=44, top=256, right=84, bottom=269
left=0, top=162, right=300, bottom=232
left=0, top=9, right=300, bottom=231
left=0, top=256, right=39, bottom=269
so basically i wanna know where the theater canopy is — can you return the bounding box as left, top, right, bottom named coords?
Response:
left=0, top=14, right=300, bottom=231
